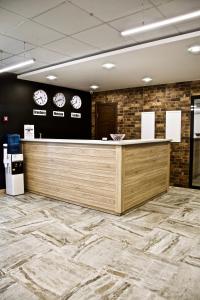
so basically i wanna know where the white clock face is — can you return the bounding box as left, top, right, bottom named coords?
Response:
left=53, top=93, right=66, bottom=108
left=33, top=90, right=48, bottom=106
left=71, top=95, right=82, bottom=109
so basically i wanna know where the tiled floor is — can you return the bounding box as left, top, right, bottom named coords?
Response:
left=0, top=187, right=200, bottom=300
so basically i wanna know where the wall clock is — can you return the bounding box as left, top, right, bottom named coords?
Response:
left=33, top=90, right=48, bottom=106
left=53, top=93, right=66, bottom=108
left=71, top=95, right=82, bottom=109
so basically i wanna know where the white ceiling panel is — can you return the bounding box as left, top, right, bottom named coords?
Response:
left=0, top=52, right=12, bottom=65
left=24, top=47, right=69, bottom=64
left=5, top=20, right=65, bottom=45
left=110, top=7, right=164, bottom=32
left=33, top=2, right=102, bottom=35
left=0, top=8, right=26, bottom=34
left=158, top=0, right=200, bottom=18
left=150, top=0, right=173, bottom=5
left=0, top=34, right=33, bottom=54
left=71, top=0, right=153, bottom=22
left=73, top=24, right=135, bottom=50
left=0, top=0, right=64, bottom=18
left=45, top=37, right=99, bottom=57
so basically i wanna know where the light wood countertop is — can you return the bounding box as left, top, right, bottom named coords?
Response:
left=21, top=138, right=170, bottom=146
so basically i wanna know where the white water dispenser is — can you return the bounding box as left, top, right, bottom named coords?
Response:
left=3, top=134, right=24, bottom=196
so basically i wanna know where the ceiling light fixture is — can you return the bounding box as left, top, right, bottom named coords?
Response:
left=0, top=59, right=35, bottom=74
left=188, top=45, right=200, bottom=54
left=121, top=10, right=200, bottom=36
left=102, top=63, right=115, bottom=69
left=90, top=85, right=99, bottom=90
left=142, top=77, right=152, bottom=83
left=46, top=75, right=57, bottom=80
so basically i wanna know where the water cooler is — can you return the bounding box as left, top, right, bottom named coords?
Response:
left=3, top=134, right=24, bottom=195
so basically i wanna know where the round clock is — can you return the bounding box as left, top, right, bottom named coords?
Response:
left=33, top=90, right=48, bottom=106
left=71, top=95, right=82, bottom=109
left=53, top=93, right=66, bottom=108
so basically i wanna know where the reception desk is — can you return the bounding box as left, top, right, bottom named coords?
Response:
left=22, top=139, right=170, bottom=215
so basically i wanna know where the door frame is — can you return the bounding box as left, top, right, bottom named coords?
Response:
left=189, top=95, right=200, bottom=189
left=95, top=102, right=117, bottom=139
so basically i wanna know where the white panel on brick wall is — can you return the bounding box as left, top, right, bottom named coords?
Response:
left=166, top=111, right=181, bottom=142
left=141, top=112, right=155, bottom=139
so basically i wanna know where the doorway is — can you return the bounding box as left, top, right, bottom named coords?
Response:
left=190, top=95, right=200, bottom=188
left=95, top=102, right=117, bottom=139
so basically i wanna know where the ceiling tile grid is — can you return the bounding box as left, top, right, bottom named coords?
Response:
left=33, top=2, right=102, bottom=35
left=4, top=20, right=65, bottom=46
left=24, top=47, right=70, bottom=64
left=0, top=34, right=34, bottom=55
left=0, top=0, right=65, bottom=18
left=70, top=0, right=153, bottom=22
left=0, top=0, right=199, bottom=74
left=156, top=0, right=200, bottom=18
left=44, top=36, right=100, bottom=57
left=0, top=7, right=26, bottom=34
left=110, top=7, right=164, bottom=32
left=73, top=24, right=136, bottom=50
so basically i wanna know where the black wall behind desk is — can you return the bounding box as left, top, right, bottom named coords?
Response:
left=0, top=74, right=91, bottom=189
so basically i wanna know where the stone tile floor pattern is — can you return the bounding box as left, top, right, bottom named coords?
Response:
left=0, top=187, right=200, bottom=299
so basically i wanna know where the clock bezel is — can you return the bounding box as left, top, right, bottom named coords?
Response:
left=53, top=92, right=66, bottom=108
left=33, top=89, right=48, bottom=106
left=71, top=95, right=82, bottom=109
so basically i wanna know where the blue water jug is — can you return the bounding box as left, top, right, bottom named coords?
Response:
left=6, top=134, right=21, bottom=154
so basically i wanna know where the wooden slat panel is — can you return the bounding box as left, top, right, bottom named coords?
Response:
left=23, top=142, right=118, bottom=213
left=122, top=143, right=170, bottom=212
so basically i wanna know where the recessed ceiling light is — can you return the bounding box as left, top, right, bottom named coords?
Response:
left=0, top=58, right=35, bottom=74
left=46, top=75, right=57, bottom=80
left=142, top=77, right=152, bottom=83
left=102, top=63, right=115, bottom=69
left=121, top=10, right=200, bottom=36
left=90, top=85, right=99, bottom=90
left=188, top=45, right=200, bottom=54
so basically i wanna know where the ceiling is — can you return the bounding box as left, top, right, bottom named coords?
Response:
left=0, top=0, right=200, bottom=91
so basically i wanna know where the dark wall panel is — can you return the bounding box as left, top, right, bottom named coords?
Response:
left=0, top=74, right=91, bottom=188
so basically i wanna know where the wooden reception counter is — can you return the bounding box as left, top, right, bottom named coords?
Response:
left=22, top=139, right=170, bottom=215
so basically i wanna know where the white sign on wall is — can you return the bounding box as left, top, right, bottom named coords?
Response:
left=71, top=112, right=81, bottom=118
left=53, top=111, right=64, bottom=117
left=165, top=110, right=181, bottom=142
left=141, top=112, right=155, bottom=139
left=24, top=124, right=35, bottom=139
left=33, top=109, right=46, bottom=116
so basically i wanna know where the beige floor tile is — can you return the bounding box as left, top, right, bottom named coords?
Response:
left=0, top=188, right=199, bottom=299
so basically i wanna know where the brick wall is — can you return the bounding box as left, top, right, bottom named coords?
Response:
left=92, top=80, right=200, bottom=187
